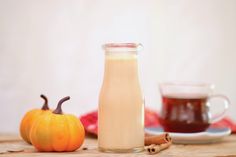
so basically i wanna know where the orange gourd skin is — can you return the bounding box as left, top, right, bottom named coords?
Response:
left=30, top=97, right=85, bottom=152
left=20, top=109, right=51, bottom=144
left=20, top=95, right=50, bottom=144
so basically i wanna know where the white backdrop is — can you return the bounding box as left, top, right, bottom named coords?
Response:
left=0, top=0, right=236, bottom=133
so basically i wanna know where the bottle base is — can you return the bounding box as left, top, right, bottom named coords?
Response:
left=98, top=146, right=144, bottom=153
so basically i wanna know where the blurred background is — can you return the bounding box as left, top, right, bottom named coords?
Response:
left=0, top=0, right=236, bottom=133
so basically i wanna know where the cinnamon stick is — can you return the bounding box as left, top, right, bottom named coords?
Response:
left=145, top=141, right=172, bottom=155
left=145, top=133, right=172, bottom=146
left=144, top=133, right=172, bottom=155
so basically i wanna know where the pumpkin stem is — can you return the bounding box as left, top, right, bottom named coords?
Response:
left=53, top=96, right=70, bottom=114
left=40, top=94, right=49, bottom=110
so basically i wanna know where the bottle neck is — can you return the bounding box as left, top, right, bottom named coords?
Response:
left=104, top=54, right=139, bottom=81
left=105, top=52, right=137, bottom=59
left=102, top=43, right=141, bottom=82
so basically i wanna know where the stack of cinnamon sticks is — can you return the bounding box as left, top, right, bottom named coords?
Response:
left=144, top=133, right=172, bottom=155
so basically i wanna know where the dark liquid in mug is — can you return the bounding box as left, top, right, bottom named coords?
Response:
left=159, top=94, right=210, bottom=133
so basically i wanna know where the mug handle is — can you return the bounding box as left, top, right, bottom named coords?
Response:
left=208, top=94, right=230, bottom=123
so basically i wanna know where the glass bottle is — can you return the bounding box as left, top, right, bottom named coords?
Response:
left=98, top=43, right=144, bottom=153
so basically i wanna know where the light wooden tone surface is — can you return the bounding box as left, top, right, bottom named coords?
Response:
left=0, top=134, right=236, bottom=157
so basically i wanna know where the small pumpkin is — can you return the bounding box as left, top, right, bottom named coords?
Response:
left=30, top=96, right=85, bottom=152
left=20, top=95, right=51, bottom=144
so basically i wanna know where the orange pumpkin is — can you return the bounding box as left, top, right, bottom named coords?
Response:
left=20, top=95, right=51, bottom=144
left=30, top=96, right=85, bottom=152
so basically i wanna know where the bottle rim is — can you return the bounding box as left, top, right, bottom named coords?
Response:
left=102, top=43, right=143, bottom=52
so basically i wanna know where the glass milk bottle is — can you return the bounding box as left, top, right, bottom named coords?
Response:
left=98, top=43, right=144, bottom=153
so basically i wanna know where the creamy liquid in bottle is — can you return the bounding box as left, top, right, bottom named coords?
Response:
left=98, top=44, right=144, bottom=152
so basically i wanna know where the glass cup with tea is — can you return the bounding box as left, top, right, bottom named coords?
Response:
left=159, top=82, right=230, bottom=133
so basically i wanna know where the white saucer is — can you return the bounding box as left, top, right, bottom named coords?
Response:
left=145, top=127, right=231, bottom=144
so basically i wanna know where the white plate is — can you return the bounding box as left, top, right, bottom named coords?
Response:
left=145, top=127, right=231, bottom=144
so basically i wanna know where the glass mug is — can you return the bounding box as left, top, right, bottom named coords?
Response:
left=159, top=82, right=230, bottom=133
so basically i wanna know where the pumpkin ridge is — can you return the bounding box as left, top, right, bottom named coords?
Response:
left=21, top=109, right=41, bottom=144
left=65, top=115, right=72, bottom=151
left=45, top=115, right=53, bottom=151
left=51, top=114, right=69, bottom=151
left=20, top=110, right=35, bottom=143
left=30, top=114, right=42, bottom=151
left=40, top=115, right=50, bottom=151
left=71, top=115, right=85, bottom=151
left=48, top=114, right=54, bottom=151
left=38, top=114, right=49, bottom=151
left=75, top=116, right=85, bottom=150
left=61, top=114, right=70, bottom=152
left=50, top=114, right=57, bottom=152
left=77, top=117, right=85, bottom=146
left=31, top=113, right=53, bottom=152
left=25, top=110, right=42, bottom=142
